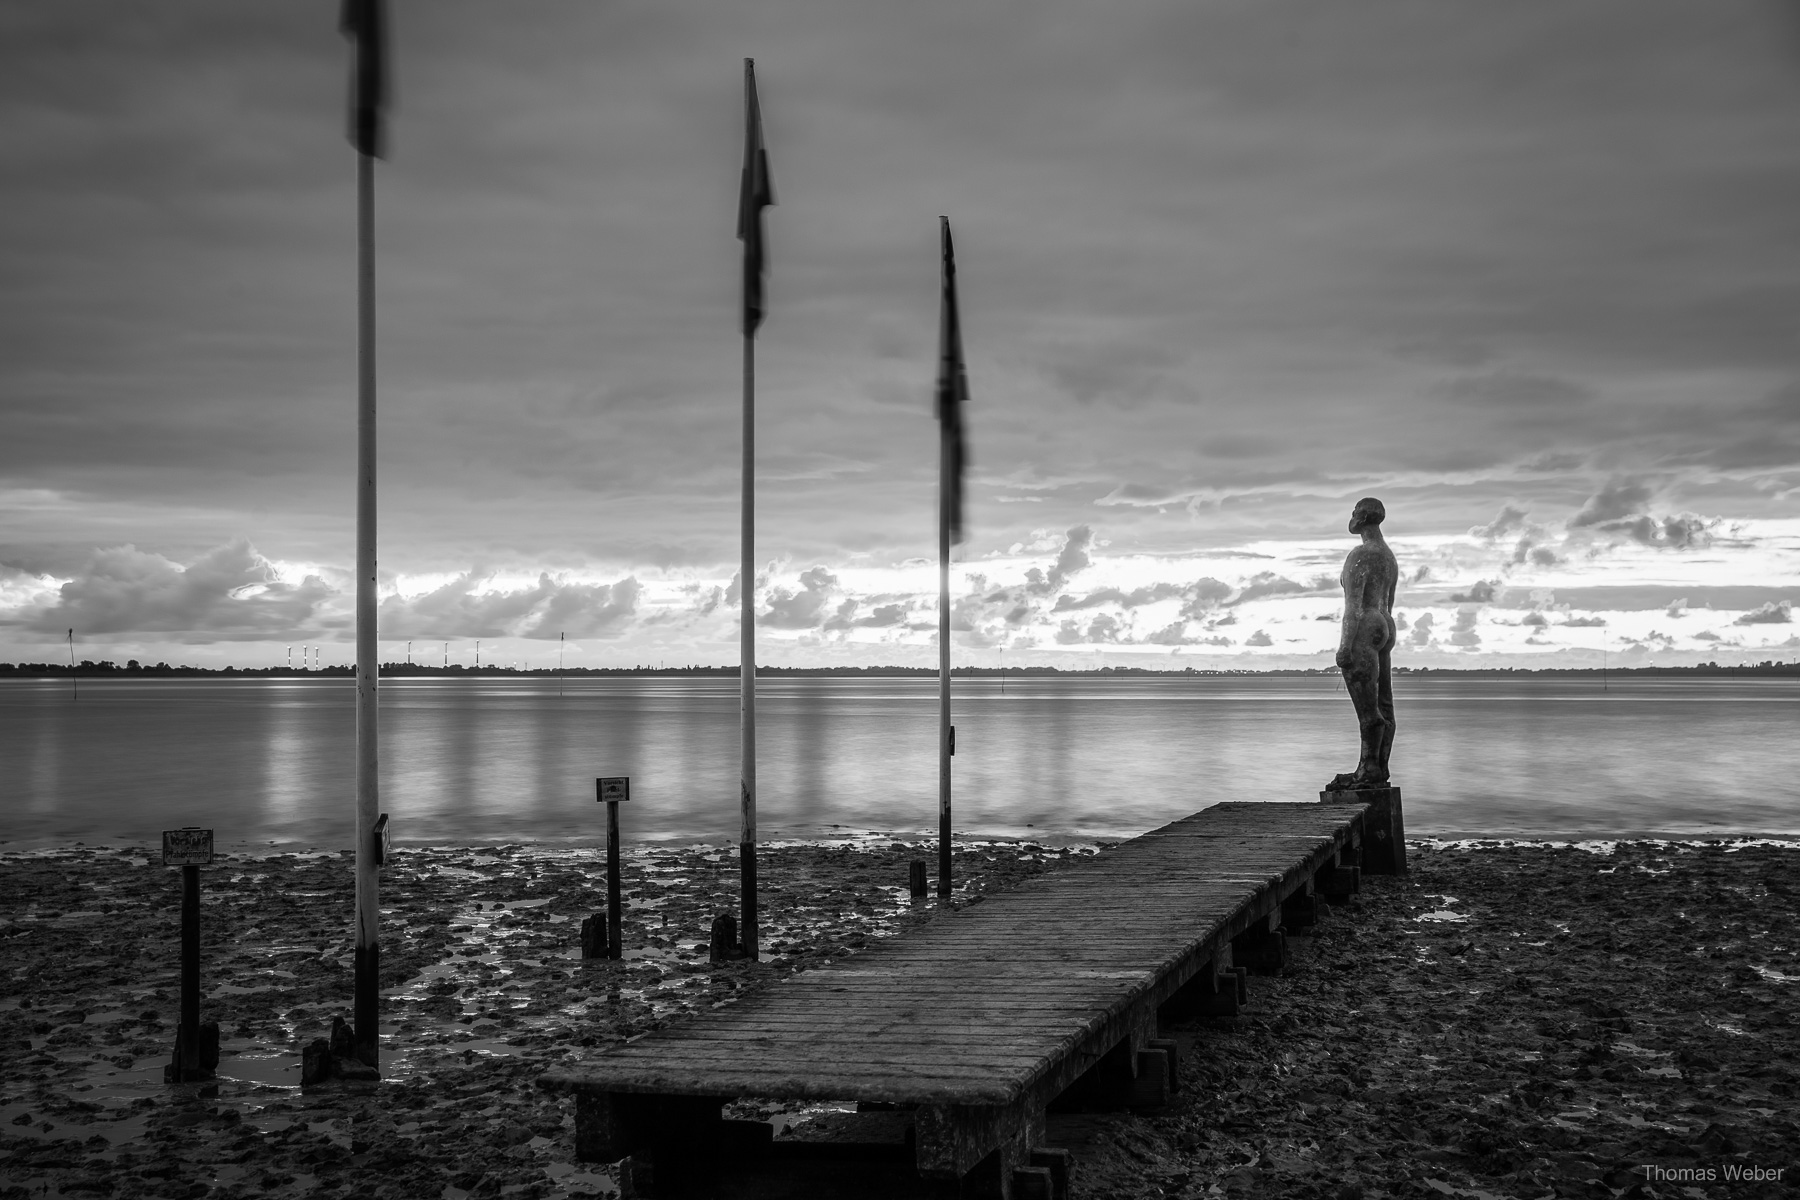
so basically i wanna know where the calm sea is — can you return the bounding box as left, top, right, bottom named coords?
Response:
left=2, top=675, right=1794, bottom=849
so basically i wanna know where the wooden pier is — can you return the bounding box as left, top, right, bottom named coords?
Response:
left=539, top=791, right=1404, bottom=1199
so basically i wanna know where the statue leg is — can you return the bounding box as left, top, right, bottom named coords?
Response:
left=1336, top=648, right=1384, bottom=787
left=1346, top=647, right=1382, bottom=788
left=1374, top=645, right=1395, bottom=777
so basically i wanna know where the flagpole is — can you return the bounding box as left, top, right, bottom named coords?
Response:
left=740, top=326, right=758, bottom=959
left=736, top=57, right=772, bottom=960
left=936, top=215, right=957, bottom=899
left=938, top=374, right=953, bottom=899
left=352, top=143, right=380, bottom=1070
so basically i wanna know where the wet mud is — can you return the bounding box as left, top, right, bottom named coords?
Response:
left=1, top=838, right=1795, bottom=1199
left=1061, top=840, right=1799, bottom=1200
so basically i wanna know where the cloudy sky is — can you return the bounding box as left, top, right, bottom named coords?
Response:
left=3, top=0, right=1799, bottom=670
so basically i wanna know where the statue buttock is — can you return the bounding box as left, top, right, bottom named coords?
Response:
left=1325, top=497, right=1399, bottom=793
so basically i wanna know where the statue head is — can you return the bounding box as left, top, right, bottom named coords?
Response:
left=1349, top=496, right=1385, bottom=534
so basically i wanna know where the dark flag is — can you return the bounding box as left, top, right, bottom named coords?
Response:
left=936, top=217, right=971, bottom=545
left=340, top=0, right=390, bottom=158
left=738, top=59, right=775, bottom=337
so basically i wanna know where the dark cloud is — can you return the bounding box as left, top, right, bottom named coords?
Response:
left=1020, top=528, right=1095, bottom=600
left=761, top=567, right=839, bottom=630
left=861, top=602, right=909, bottom=628
left=1571, top=481, right=1653, bottom=528
left=1141, top=620, right=1191, bottom=646
left=379, top=572, right=641, bottom=639
left=1085, top=613, right=1124, bottom=643
left=1179, top=579, right=1233, bottom=619
left=692, top=584, right=725, bottom=616
left=1469, top=505, right=1529, bottom=541
left=1562, top=615, right=1607, bottom=627
left=1521, top=611, right=1548, bottom=627
left=1448, top=580, right=1498, bottom=604
left=1407, top=612, right=1435, bottom=645
left=18, top=540, right=333, bottom=638
left=1660, top=514, right=1713, bottom=550
left=1230, top=572, right=1312, bottom=606
left=1518, top=541, right=1560, bottom=567
left=821, top=598, right=860, bottom=633
left=1734, top=600, right=1792, bottom=625
left=1665, top=597, right=1687, bottom=618
left=1449, top=608, right=1481, bottom=647
left=1587, top=511, right=1716, bottom=550
left=1244, top=630, right=1273, bottom=647
left=1051, top=581, right=1186, bottom=612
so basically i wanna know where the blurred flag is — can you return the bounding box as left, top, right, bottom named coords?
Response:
left=937, top=218, right=970, bottom=545
left=340, top=0, right=390, bottom=158
left=738, top=60, right=775, bottom=336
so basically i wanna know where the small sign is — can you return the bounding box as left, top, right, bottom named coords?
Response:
left=596, top=777, right=630, bottom=804
left=373, top=813, right=391, bottom=866
left=162, top=828, right=214, bottom=866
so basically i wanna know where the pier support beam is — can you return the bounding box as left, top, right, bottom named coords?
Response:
left=1282, top=879, right=1326, bottom=932
left=1319, top=786, right=1406, bottom=875
left=1233, top=908, right=1289, bottom=976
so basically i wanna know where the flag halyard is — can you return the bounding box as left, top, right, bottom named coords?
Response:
left=738, top=60, right=775, bottom=337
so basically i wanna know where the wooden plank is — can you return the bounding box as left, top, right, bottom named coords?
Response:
left=545, top=800, right=1368, bottom=1119
left=614, top=1025, right=1096, bottom=1049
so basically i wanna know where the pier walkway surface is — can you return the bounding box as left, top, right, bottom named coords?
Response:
left=539, top=791, right=1405, bottom=1199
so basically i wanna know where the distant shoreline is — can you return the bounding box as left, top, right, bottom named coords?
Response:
left=3, top=660, right=1797, bottom=679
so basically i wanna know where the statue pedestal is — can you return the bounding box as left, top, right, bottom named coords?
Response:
left=1318, top=785, right=1405, bottom=876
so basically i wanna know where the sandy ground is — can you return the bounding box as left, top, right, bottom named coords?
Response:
left=0, top=836, right=1795, bottom=1199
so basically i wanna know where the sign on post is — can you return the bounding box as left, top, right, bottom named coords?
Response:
left=162, top=827, right=214, bottom=866
left=372, top=813, right=391, bottom=867
left=597, top=777, right=630, bottom=804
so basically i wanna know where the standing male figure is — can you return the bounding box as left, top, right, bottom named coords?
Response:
left=1327, top=497, right=1399, bottom=792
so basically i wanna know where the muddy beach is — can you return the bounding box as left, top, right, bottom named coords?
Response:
left=1, top=836, right=1796, bottom=1199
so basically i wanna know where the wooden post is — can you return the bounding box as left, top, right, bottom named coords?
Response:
left=607, top=799, right=623, bottom=961
left=909, top=859, right=928, bottom=900
left=162, top=827, right=215, bottom=1084
left=597, top=778, right=631, bottom=961
left=179, top=864, right=200, bottom=1077
left=580, top=913, right=609, bottom=960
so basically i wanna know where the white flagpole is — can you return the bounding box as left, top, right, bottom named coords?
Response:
left=740, top=328, right=758, bottom=956
left=352, top=144, right=380, bottom=1069
left=938, top=385, right=952, bottom=898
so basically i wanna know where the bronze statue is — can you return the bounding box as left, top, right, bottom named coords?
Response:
left=1326, top=497, right=1398, bottom=792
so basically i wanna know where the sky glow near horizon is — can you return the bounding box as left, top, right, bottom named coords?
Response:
left=3, top=2, right=1799, bottom=670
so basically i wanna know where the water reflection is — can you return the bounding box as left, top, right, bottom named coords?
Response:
left=262, top=685, right=310, bottom=826
left=1, top=675, right=1794, bottom=847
